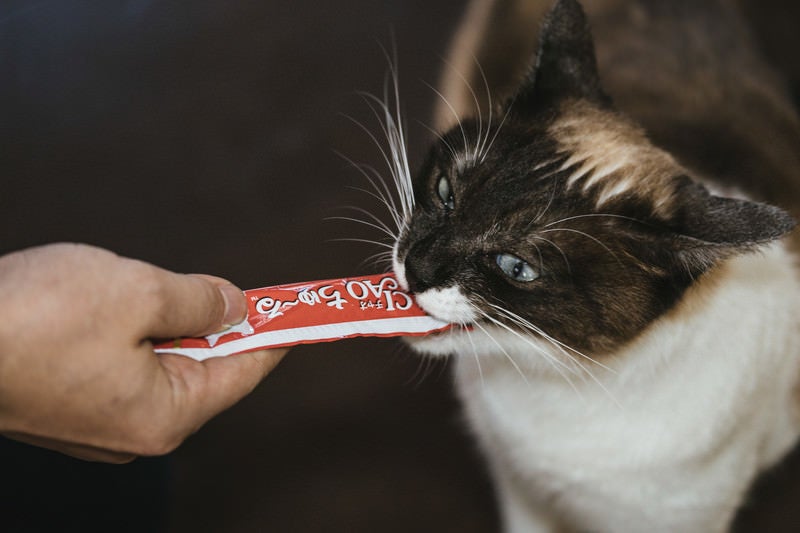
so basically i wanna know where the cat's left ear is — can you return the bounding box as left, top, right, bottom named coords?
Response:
left=512, top=0, right=610, bottom=113
left=665, top=180, right=796, bottom=273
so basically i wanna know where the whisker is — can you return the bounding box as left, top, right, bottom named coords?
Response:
left=480, top=95, right=515, bottom=164
left=462, top=321, right=485, bottom=389
left=470, top=298, right=577, bottom=376
left=543, top=213, right=650, bottom=229
left=422, top=80, right=472, bottom=163
left=348, top=96, right=412, bottom=219
left=531, top=183, right=559, bottom=226
left=339, top=111, right=408, bottom=219
left=378, top=40, right=415, bottom=216
left=325, top=215, right=397, bottom=240
left=439, top=56, right=484, bottom=162
left=418, top=355, right=434, bottom=386
left=406, top=352, right=433, bottom=388
left=357, top=92, right=414, bottom=220
left=328, top=237, right=394, bottom=250
left=539, top=227, right=622, bottom=265
left=416, top=119, right=459, bottom=160
left=531, top=240, right=545, bottom=274
left=364, top=249, right=394, bottom=263
left=344, top=185, right=402, bottom=231
left=335, top=150, right=401, bottom=218
left=335, top=204, right=397, bottom=236
left=341, top=51, right=415, bottom=224
left=476, top=309, right=575, bottom=376
left=476, top=312, right=587, bottom=400
left=531, top=236, right=572, bottom=275
left=357, top=250, right=394, bottom=272
left=471, top=54, right=493, bottom=162
left=485, top=304, right=622, bottom=408
left=490, top=304, right=622, bottom=409
left=487, top=303, right=616, bottom=375
left=470, top=317, right=533, bottom=388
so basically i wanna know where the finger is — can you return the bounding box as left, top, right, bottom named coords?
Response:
left=157, top=349, right=288, bottom=431
left=3, top=431, right=138, bottom=464
left=134, top=265, right=247, bottom=339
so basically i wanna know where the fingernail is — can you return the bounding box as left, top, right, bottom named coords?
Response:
left=219, top=283, right=247, bottom=326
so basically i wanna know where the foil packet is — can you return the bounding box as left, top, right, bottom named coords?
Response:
left=153, top=274, right=450, bottom=361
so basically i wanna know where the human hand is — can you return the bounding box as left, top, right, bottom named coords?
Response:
left=0, top=243, right=286, bottom=463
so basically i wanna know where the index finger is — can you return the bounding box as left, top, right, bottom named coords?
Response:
left=156, top=348, right=288, bottom=436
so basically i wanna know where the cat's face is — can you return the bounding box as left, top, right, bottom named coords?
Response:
left=392, top=0, right=793, bottom=362
left=394, top=102, right=689, bottom=356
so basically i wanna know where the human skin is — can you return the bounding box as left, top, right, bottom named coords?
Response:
left=0, top=243, right=286, bottom=463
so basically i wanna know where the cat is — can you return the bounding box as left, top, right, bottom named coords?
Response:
left=387, top=0, right=800, bottom=531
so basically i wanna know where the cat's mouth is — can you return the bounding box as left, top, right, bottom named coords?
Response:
left=395, top=254, right=479, bottom=326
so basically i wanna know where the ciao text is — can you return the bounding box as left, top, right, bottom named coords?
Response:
left=254, top=276, right=413, bottom=319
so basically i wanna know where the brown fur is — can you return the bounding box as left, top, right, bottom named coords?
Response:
left=438, top=0, right=800, bottom=229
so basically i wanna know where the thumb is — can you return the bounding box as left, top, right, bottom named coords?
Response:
left=138, top=268, right=248, bottom=339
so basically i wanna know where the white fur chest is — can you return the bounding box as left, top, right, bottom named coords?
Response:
left=445, top=245, right=800, bottom=531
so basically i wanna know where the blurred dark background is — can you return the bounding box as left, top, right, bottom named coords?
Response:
left=1, top=1, right=799, bottom=532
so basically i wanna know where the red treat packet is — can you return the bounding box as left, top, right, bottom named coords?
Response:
left=153, top=274, right=451, bottom=361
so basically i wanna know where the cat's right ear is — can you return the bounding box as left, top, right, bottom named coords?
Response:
left=511, top=0, right=610, bottom=114
left=660, top=180, right=796, bottom=276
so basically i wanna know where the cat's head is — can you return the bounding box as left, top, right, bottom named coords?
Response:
left=393, top=0, right=794, bottom=359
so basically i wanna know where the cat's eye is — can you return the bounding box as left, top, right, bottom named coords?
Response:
left=495, top=253, right=539, bottom=283
left=437, top=175, right=455, bottom=210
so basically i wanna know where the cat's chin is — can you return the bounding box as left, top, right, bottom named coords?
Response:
left=404, top=324, right=502, bottom=358
left=403, top=329, right=463, bottom=357
left=404, top=322, right=571, bottom=371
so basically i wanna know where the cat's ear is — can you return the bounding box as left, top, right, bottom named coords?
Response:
left=664, top=180, right=795, bottom=273
left=512, top=0, right=610, bottom=113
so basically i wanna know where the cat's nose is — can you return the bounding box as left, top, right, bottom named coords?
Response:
left=404, top=243, right=448, bottom=293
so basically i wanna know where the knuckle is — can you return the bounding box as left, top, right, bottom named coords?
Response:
left=132, top=266, right=173, bottom=325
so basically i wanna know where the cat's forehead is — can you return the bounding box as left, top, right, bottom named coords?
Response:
left=438, top=101, right=683, bottom=222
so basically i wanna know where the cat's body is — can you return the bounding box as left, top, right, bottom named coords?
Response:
left=389, top=0, right=800, bottom=531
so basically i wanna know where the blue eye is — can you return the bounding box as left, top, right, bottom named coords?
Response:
left=437, top=175, right=455, bottom=210
left=495, top=253, right=538, bottom=282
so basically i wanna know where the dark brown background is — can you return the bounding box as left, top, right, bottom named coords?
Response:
left=1, top=1, right=799, bottom=532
